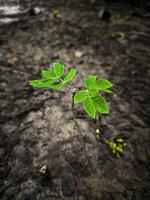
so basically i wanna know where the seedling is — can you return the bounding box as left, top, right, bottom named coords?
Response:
left=105, top=138, right=127, bottom=158
left=29, top=62, right=113, bottom=137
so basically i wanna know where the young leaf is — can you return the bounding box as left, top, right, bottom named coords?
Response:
left=103, top=89, right=113, bottom=94
left=74, top=90, right=88, bottom=103
left=64, top=68, right=76, bottom=82
left=83, top=98, right=96, bottom=119
left=84, top=76, right=97, bottom=89
left=95, top=79, right=113, bottom=90
left=116, top=138, right=124, bottom=143
left=42, top=70, right=55, bottom=78
left=116, top=146, right=123, bottom=153
left=52, top=62, right=64, bottom=78
left=88, top=89, right=99, bottom=95
left=92, top=95, right=109, bottom=114
left=29, top=79, right=57, bottom=88
left=49, top=82, right=65, bottom=89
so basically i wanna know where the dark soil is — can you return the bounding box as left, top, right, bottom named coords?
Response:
left=0, top=1, right=150, bottom=199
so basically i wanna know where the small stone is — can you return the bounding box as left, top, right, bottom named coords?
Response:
left=5, top=53, right=18, bottom=65
left=34, top=48, right=44, bottom=61
left=33, top=7, right=41, bottom=15
left=30, top=7, right=45, bottom=16
left=39, top=165, right=48, bottom=175
left=74, top=50, right=82, bottom=58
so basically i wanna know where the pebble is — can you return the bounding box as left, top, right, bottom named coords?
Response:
left=74, top=50, right=83, bottom=58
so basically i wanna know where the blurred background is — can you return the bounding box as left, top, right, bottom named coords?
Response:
left=0, top=0, right=150, bottom=199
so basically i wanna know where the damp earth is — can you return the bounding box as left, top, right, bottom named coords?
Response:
left=0, top=0, right=150, bottom=199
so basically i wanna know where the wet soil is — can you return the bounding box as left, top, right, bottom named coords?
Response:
left=0, top=1, right=150, bottom=199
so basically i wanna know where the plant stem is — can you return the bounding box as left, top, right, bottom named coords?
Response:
left=95, top=113, right=101, bottom=139
left=59, top=78, right=75, bottom=92
left=59, top=78, right=83, bottom=137
left=71, top=92, right=83, bottom=136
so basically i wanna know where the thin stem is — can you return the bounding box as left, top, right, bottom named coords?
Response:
left=59, top=78, right=83, bottom=139
left=59, top=78, right=74, bottom=92
left=71, top=92, right=83, bottom=136
left=95, top=112, right=101, bottom=139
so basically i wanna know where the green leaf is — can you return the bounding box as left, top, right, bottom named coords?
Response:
left=116, top=138, right=124, bottom=143
left=50, top=82, right=65, bottom=89
left=42, top=70, right=55, bottom=78
left=52, top=62, right=64, bottom=78
left=95, top=79, right=113, bottom=90
left=74, top=90, right=88, bottom=103
left=64, top=68, right=76, bottom=82
left=92, top=95, right=109, bottom=114
left=88, top=89, right=99, bottom=95
left=103, top=89, right=113, bottom=94
left=29, top=79, right=57, bottom=88
left=116, top=146, right=123, bottom=153
left=84, top=76, right=97, bottom=89
left=83, top=98, right=96, bottom=119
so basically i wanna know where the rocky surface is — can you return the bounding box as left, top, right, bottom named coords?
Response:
left=0, top=0, right=150, bottom=199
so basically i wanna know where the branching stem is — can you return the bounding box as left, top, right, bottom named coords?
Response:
left=59, top=78, right=74, bottom=92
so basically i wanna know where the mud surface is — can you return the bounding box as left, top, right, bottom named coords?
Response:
left=0, top=1, right=150, bottom=199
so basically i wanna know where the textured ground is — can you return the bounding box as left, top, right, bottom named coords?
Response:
left=0, top=1, right=150, bottom=199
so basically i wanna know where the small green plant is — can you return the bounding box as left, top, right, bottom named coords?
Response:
left=29, top=62, right=113, bottom=136
left=105, top=138, right=127, bottom=158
